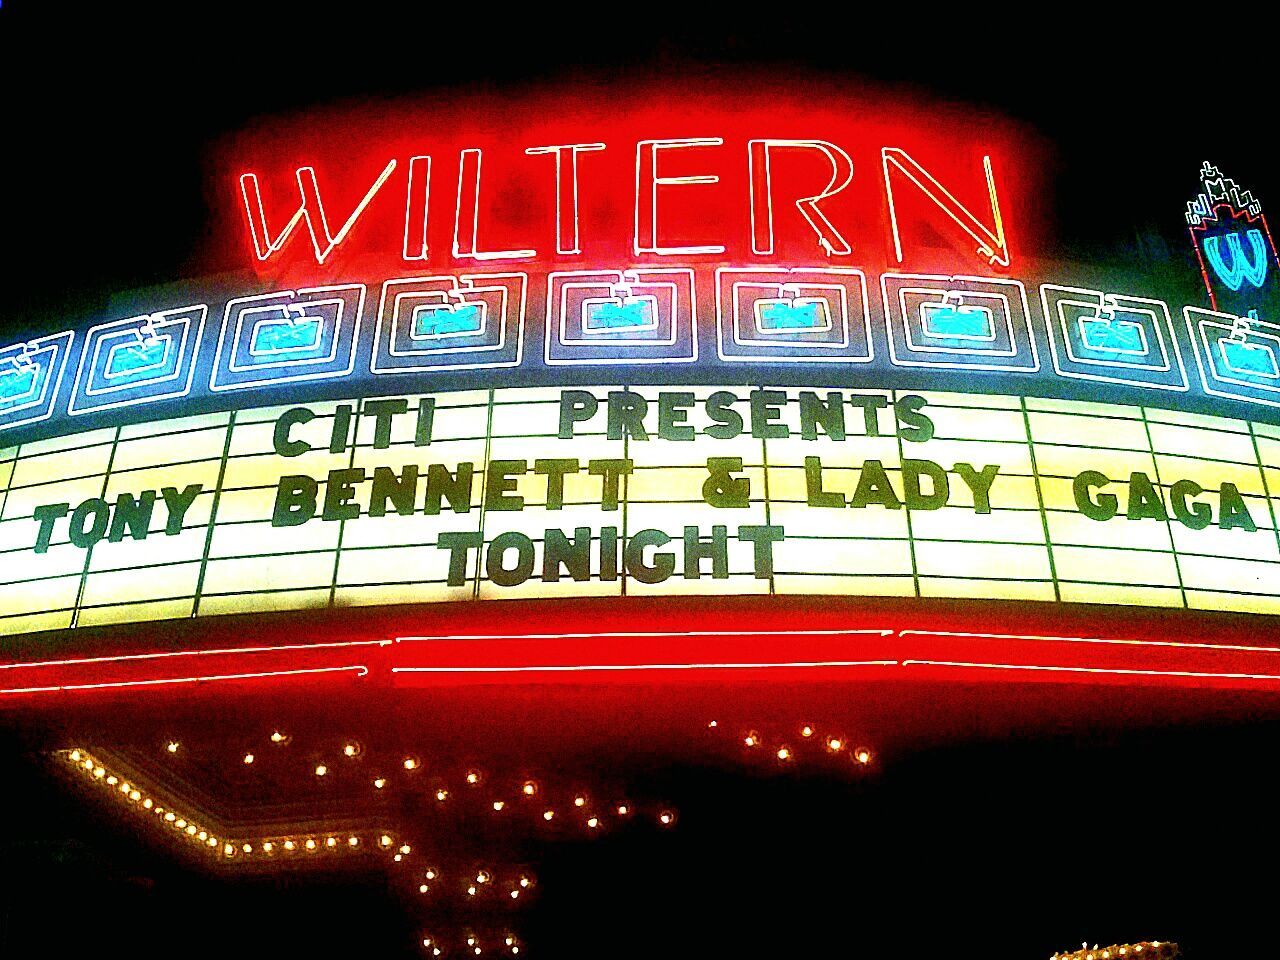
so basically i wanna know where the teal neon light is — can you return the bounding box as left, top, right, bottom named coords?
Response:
left=1079, top=318, right=1145, bottom=354
left=586, top=300, right=652, bottom=330
left=413, top=303, right=482, bottom=337
left=921, top=303, right=993, bottom=340
left=1204, top=229, right=1269, bottom=292
left=0, top=365, right=39, bottom=405
left=251, top=316, right=323, bottom=355
left=758, top=300, right=824, bottom=331
left=104, top=338, right=170, bottom=380
left=1220, top=339, right=1279, bottom=378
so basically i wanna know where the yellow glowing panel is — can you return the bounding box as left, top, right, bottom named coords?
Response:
left=918, top=577, right=1057, bottom=601
left=1, top=475, right=108, bottom=522
left=477, top=577, right=626, bottom=601
left=773, top=573, right=916, bottom=597
left=624, top=574, right=770, bottom=598
left=1170, top=516, right=1278, bottom=562
left=481, top=506, right=623, bottom=540
left=766, top=499, right=910, bottom=540
left=335, top=545, right=452, bottom=587
left=77, top=597, right=197, bottom=628
left=624, top=500, right=769, bottom=533
left=627, top=467, right=766, bottom=503
left=0, top=574, right=80, bottom=618
left=924, top=406, right=1027, bottom=443
left=1030, top=444, right=1159, bottom=484
left=196, top=588, right=331, bottom=617
left=901, top=438, right=1033, bottom=476
left=1045, top=510, right=1176, bottom=552
left=109, top=427, right=229, bottom=473
left=0, top=542, right=87, bottom=586
left=79, top=561, right=202, bottom=607
left=0, top=609, right=75, bottom=637
left=206, top=519, right=341, bottom=559
left=771, top=536, right=913, bottom=576
left=88, top=527, right=210, bottom=572
left=1152, top=454, right=1266, bottom=495
left=8, top=444, right=113, bottom=490
left=1186, top=589, right=1280, bottom=615
left=1176, top=553, right=1280, bottom=594
left=1051, top=545, right=1181, bottom=587
left=1027, top=411, right=1149, bottom=450
left=104, top=461, right=223, bottom=499
left=913, top=540, right=1053, bottom=581
left=909, top=507, right=1047, bottom=545
left=200, top=552, right=335, bottom=596
left=485, top=434, right=621, bottom=465
left=1059, top=581, right=1183, bottom=608
left=18, top=428, right=116, bottom=457
left=1148, top=422, right=1256, bottom=463
left=220, top=450, right=354, bottom=491
left=333, top=582, right=475, bottom=607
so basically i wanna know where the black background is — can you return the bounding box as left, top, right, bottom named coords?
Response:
left=2, top=5, right=1278, bottom=957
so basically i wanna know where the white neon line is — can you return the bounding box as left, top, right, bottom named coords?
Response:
left=898, top=630, right=1280, bottom=655
left=0, top=639, right=391, bottom=672
left=392, top=660, right=900, bottom=674
left=900, top=659, right=1280, bottom=681
left=395, top=628, right=894, bottom=642
left=1, top=665, right=369, bottom=695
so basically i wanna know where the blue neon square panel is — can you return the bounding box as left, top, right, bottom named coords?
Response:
left=413, top=303, right=483, bottom=337
left=758, top=300, right=824, bottom=331
left=250, top=316, right=324, bottom=356
left=0, top=365, right=39, bottom=405
left=1079, top=318, right=1145, bottom=354
left=585, top=299, right=653, bottom=330
left=922, top=303, right=992, bottom=339
left=1221, top=339, right=1279, bottom=378
left=104, top=338, right=172, bottom=381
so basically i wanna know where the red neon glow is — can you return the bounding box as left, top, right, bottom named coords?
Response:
left=209, top=78, right=1041, bottom=282
left=6, top=612, right=1280, bottom=702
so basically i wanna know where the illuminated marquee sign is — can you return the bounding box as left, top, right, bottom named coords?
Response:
left=3, top=384, right=1280, bottom=639
left=4, top=95, right=1280, bottom=641
left=6, top=101, right=1280, bottom=438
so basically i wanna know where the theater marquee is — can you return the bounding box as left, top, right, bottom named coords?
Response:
left=3, top=90, right=1279, bottom=640
left=3, top=383, right=1280, bottom=637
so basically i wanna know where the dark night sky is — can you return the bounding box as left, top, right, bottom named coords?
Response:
left=2, top=6, right=1279, bottom=958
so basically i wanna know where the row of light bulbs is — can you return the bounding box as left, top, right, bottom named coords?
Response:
left=421, top=933, right=521, bottom=957
left=64, top=748, right=393, bottom=864
left=66, top=749, right=222, bottom=857
left=1051, top=942, right=1178, bottom=960
left=162, top=733, right=679, bottom=831
left=709, top=721, right=874, bottom=766
left=425, top=869, right=536, bottom=901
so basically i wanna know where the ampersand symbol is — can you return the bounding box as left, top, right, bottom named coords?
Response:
left=702, top=457, right=751, bottom=508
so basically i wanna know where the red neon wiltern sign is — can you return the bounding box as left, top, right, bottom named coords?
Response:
left=227, top=92, right=1026, bottom=276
